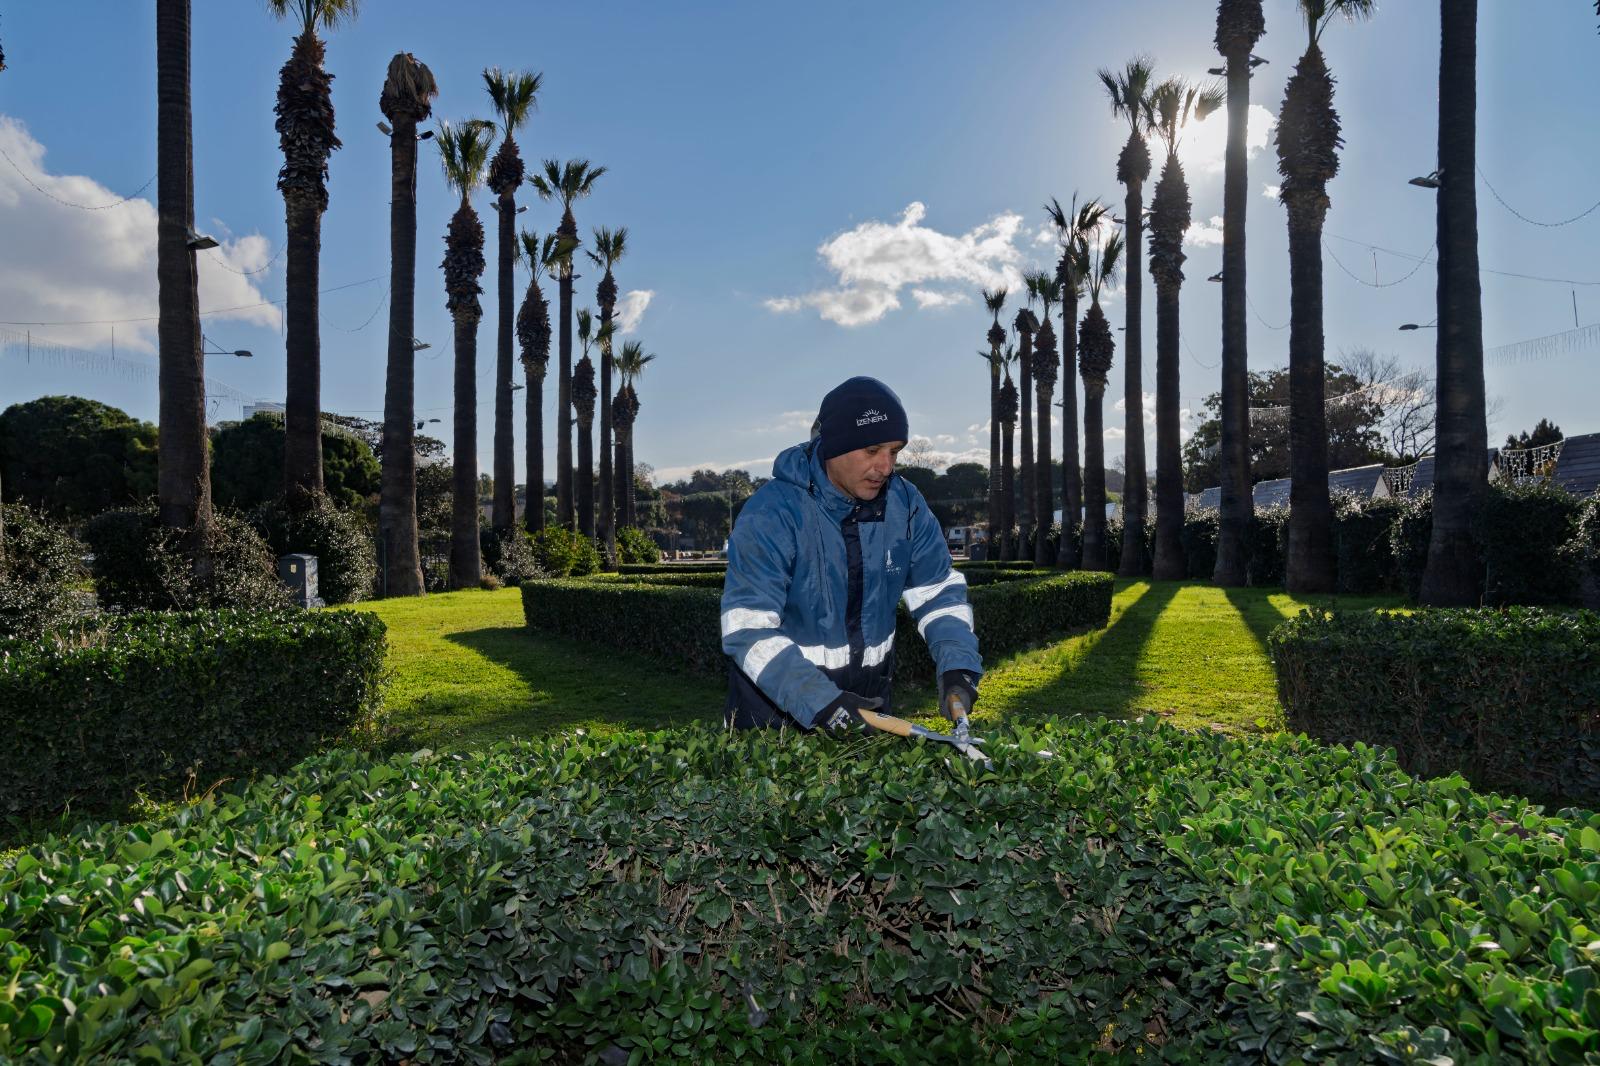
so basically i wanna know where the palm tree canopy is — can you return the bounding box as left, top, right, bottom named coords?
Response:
left=1046, top=195, right=1110, bottom=295
left=615, top=340, right=655, bottom=383
left=1297, top=0, right=1376, bottom=44
left=516, top=230, right=553, bottom=371
left=1097, top=57, right=1157, bottom=136
left=1086, top=229, right=1125, bottom=302
left=529, top=158, right=606, bottom=209
left=1034, top=273, right=1063, bottom=317
left=1276, top=44, right=1342, bottom=199
left=379, top=52, right=438, bottom=125
left=482, top=68, right=543, bottom=138
left=1215, top=0, right=1267, bottom=58
left=587, top=226, right=629, bottom=270
left=436, top=119, right=496, bottom=205
left=1149, top=78, right=1225, bottom=156
left=267, top=0, right=359, bottom=36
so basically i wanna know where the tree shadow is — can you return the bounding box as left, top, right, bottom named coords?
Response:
left=1000, top=579, right=1185, bottom=722
left=1220, top=586, right=1295, bottom=655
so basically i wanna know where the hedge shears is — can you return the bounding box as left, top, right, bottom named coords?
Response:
left=857, top=705, right=993, bottom=767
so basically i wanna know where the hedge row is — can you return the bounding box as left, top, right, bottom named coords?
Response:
left=3, top=718, right=1595, bottom=1061
left=616, top=561, right=727, bottom=574
left=0, top=609, right=388, bottom=817
left=520, top=571, right=1114, bottom=685
left=1271, top=606, right=1600, bottom=809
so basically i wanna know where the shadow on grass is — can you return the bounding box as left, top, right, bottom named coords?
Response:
left=1002, top=579, right=1184, bottom=722
left=1221, top=586, right=1293, bottom=656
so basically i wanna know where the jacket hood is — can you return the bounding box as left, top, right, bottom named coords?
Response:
left=771, top=440, right=882, bottom=522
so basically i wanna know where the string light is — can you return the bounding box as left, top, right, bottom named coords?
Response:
left=1485, top=321, right=1600, bottom=364
left=0, top=274, right=384, bottom=326
left=1245, top=290, right=1289, bottom=330
left=1478, top=166, right=1600, bottom=228
left=0, top=144, right=154, bottom=210
left=1323, top=239, right=1435, bottom=289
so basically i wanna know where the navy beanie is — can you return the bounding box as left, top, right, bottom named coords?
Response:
left=816, top=377, right=910, bottom=461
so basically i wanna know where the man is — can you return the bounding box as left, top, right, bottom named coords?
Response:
left=720, top=376, right=982, bottom=734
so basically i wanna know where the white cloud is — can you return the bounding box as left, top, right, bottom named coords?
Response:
left=0, top=116, right=279, bottom=351
left=910, top=288, right=970, bottom=310
left=1185, top=215, right=1226, bottom=247
left=1180, top=103, right=1276, bottom=176
left=1032, top=222, right=1059, bottom=247
left=1263, top=184, right=1281, bottom=199
left=615, top=289, right=654, bottom=333
left=651, top=456, right=775, bottom=484
left=765, top=201, right=1027, bottom=327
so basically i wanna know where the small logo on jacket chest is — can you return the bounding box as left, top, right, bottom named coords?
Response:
left=885, top=547, right=901, bottom=574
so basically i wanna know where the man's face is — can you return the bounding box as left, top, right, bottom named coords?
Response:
left=825, top=440, right=905, bottom=500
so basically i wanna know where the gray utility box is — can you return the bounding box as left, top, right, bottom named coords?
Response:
left=278, top=553, right=324, bottom=609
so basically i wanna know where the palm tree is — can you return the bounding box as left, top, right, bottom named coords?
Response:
left=574, top=309, right=598, bottom=535
left=1079, top=228, right=1125, bottom=572
left=436, top=118, right=496, bottom=590
left=269, top=0, right=357, bottom=499
left=589, top=226, right=628, bottom=557
left=483, top=68, right=543, bottom=535
left=516, top=230, right=560, bottom=534
left=1148, top=79, right=1224, bottom=580
left=1014, top=283, right=1040, bottom=541
left=981, top=288, right=1007, bottom=547
left=1277, top=0, right=1373, bottom=593
left=1033, top=274, right=1063, bottom=566
left=378, top=52, right=438, bottom=598
left=529, top=159, right=605, bottom=529
left=156, top=0, right=213, bottom=558
left=1046, top=196, right=1110, bottom=568
left=1420, top=0, right=1487, bottom=605
left=997, top=350, right=1019, bottom=561
left=1213, top=0, right=1266, bottom=588
left=613, top=340, right=656, bottom=529
left=1099, top=57, right=1157, bottom=577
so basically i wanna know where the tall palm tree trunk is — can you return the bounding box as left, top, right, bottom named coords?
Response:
left=1119, top=172, right=1150, bottom=577
left=1284, top=207, right=1334, bottom=592
left=1059, top=288, right=1082, bottom=567
left=1034, top=321, right=1056, bottom=566
left=1152, top=280, right=1185, bottom=578
left=987, top=359, right=1000, bottom=552
left=156, top=0, right=212, bottom=547
left=1214, top=0, right=1263, bottom=587
left=450, top=303, right=481, bottom=588
left=1000, top=419, right=1015, bottom=560
left=1017, top=326, right=1033, bottom=539
left=379, top=93, right=424, bottom=596
left=1420, top=0, right=1487, bottom=605
left=556, top=211, right=576, bottom=527
left=599, top=324, right=614, bottom=546
left=575, top=357, right=595, bottom=536
left=491, top=191, right=516, bottom=531
left=1082, top=382, right=1108, bottom=571
left=524, top=366, right=544, bottom=532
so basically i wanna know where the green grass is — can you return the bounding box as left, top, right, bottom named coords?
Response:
left=355, top=579, right=1401, bottom=751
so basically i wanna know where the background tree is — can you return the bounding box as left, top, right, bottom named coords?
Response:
left=1046, top=195, right=1108, bottom=567
left=529, top=159, right=605, bottom=528
left=212, top=414, right=379, bottom=513
left=1014, top=280, right=1041, bottom=538
left=589, top=226, right=628, bottom=558
left=1421, top=0, right=1488, bottom=606
left=1033, top=274, right=1062, bottom=565
left=1079, top=228, right=1125, bottom=571
left=1276, top=0, right=1373, bottom=593
left=1213, top=0, right=1266, bottom=587
left=574, top=308, right=597, bottom=535
left=613, top=340, right=655, bottom=529
left=981, top=288, right=1007, bottom=543
left=156, top=0, right=212, bottom=565
left=1148, top=78, right=1223, bottom=579
left=436, top=118, right=496, bottom=589
left=0, top=397, right=157, bottom=518
left=1099, top=56, right=1157, bottom=578
left=997, top=352, right=1019, bottom=560
left=1505, top=419, right=1562, bottom=452
left=517, top=230, right=560, bottom=533
left=269, top=0, right=358, bottom=498
left=483, top=68, right=542, bottom=535
left=378, top=50, right=437, bottom=597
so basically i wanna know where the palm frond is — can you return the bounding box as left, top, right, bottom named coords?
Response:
left=577, top=308, right=593, bottom=349
left=1316, top=0, right=1377, bottom=41
left=528, top=158, right=606, bottom=207
left=482, top=68, right=543, bottom=137
left=982, top=288, right=1008, bottom=318
left=518, top=229, right=542, bottom=267
left=586, top=225, right=628, bottom=269
left=267, top=0, right=359, bottom=36
left=1044, top=197, right=1069, bottom=233
left=1100, top=56, right=1157, bottom=132
left=435, top=118, right=497, bottom=202
left=380, top=52, right=438, bottom=124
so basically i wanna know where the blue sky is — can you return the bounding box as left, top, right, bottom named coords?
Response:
left=2, top=1, right=1597, bottom=486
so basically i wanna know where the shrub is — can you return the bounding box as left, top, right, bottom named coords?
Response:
left=480, top=526, right=543, bottom=584
left=522, top=571, right=1115, bottom=685
left=616, top=524, right=661, bottom=565
left=0, top=503, right=90, bottom=639
left=953, top=560, right=1037, bottom=572
left=0, top=608, right=388, bottom=817
left=529, top=524, right=602, bottom=577
left=1245, top=505, right=1289, bottom=587
left=1391, top=491, right=1434, bottom=601
left=1271, top=606, right=1600, bottom=808
left=1482, top=480, right=1583, bottom=606
left=1180, top=508, right=1219, bottom=579
left=617, top=561, right=726, bottom=575
left=1332, top=493, right=1404, bottom=594
left=2, top=718, right=1595, bottom=1062
left=251, top=491, right=376, bottom=605
left=84, top=503, right=288, bottom=612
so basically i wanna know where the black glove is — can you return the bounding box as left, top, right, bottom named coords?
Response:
left=938, top=670, right=979, bottom=722
left=816, top=692, right=884, bottom=736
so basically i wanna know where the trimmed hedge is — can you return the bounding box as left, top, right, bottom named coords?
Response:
left=616, top=561, right=727, bottom=574
left=1271, top=606, right=1600, bottom=808
left=3, top=718, right=1597, bottom=1061
left=1483, top=481, right=1585, bottom=606
left=0, top=609, right=388, bottom=817
left=520, top=571, right=1114, bottom=685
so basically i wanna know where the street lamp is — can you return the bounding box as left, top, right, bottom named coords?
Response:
left=1398, top=320, right=1438, bottom=331
left=186, top=227, right=219, bottom=251
left=412, top=338, right=431, bottom=351
left=201, top=334, right=251, bottom=357
left=1207, top=271, right=1224, bottom=283
left=416, top=417, right=441, bottom=430
left=1409, top=169, right=1442, bottom=189
left=510, top=382, right=525, bottom=392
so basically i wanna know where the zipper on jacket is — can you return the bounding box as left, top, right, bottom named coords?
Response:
left=842, top=504, right=865, bottom=668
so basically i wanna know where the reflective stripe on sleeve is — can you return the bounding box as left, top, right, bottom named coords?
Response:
left=721, top=608, right=782, bottom=638
left=916, top=603, right=974, bottom=638
left=902, top=570, right=967, bottom=613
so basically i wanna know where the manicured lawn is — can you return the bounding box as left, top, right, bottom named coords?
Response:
left=356, top=579, right=1401, bottom=750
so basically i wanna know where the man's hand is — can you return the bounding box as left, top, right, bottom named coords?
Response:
left=939, top=670, right=979, bottom=724
left=816, top=692, right=885, bottom=736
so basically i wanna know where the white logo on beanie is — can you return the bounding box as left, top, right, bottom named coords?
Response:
left=855, top=408, right=889, bottom=427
